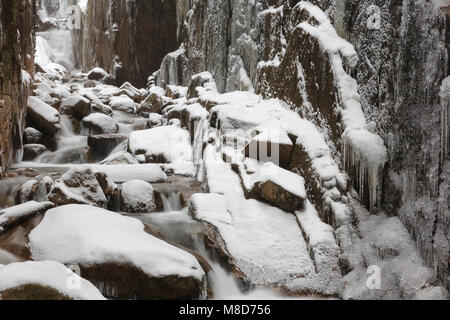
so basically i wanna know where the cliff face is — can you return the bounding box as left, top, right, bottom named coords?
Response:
left=342, top=0, right=449, bottom=293
left=156, top=0, right=450, bottom=291
left=0, top=0, right=35, bottom=173
left=73, top=0, right=182, bottom=88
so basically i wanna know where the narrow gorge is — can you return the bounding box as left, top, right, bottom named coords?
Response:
left=0, top=0, right=448, bottom=300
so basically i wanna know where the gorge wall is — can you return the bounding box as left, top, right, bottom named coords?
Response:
left=72, top=0, right=187, bottom=88
left=0, top=0, right=35, bottom=174
left=155, top=0, right=450, bottom=291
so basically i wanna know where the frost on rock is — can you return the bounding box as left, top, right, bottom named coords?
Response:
left=0, top=261, right=105, bottom=300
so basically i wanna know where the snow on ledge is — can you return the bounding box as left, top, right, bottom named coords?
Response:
left=296, top=1, right=387, bottom=210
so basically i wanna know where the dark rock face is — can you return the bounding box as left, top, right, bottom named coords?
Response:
left=341, top=0, right=449, bottom=292
left=0, top=0, right=35, bottom=173
left=72, top=0, right=180, bottom=88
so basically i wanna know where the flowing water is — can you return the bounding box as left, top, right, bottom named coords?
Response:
left=126, top=192, right=297, bottom=300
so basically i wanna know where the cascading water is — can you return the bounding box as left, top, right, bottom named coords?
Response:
left=161, top=192, right=183, bottom=212
left=126, top=190, right=294, bottom=300
left=34, top=115, right=88, bottom=165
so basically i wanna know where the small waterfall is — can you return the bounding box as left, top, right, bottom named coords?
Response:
left=161, top=192, right=183, bottom=212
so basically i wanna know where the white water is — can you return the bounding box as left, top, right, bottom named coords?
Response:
left=0, top=249, right=22, bottom=265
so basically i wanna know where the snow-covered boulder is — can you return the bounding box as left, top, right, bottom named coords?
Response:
left=244, top=127, right=294, bottom=170
left=129, top=125, right=193, bottom=163
left=148, top=113, right=164, bottom=127
left=36, top=176, right=54, bottom=202
left=29, top=205, right=206, bottom=299
left=23, top=144, right=48, bottom=161
left=0, top=201, right=54, bottom=234
left=81, top=113, right=118, bottom=135
left=120, top=180, right=156, bottom=213
left=47, top=167, right=108, bottom=208
left=0, top=261, right=105, bottom=300
left=100, top=151, right=139, bottom=165
left=27, top=96, right=60, bottom=136
left=235, top=161, right=307, bottom=212
left=60, top=95, right=92, bottom=120
left=187, top=72, right=218, bottom=99
left=117, top=82, right=142, bottom=102
left=87, top=67, right=109, bottom=81
left=109, top=95, right=136, bottom=113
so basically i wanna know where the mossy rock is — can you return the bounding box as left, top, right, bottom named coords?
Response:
left=0, top=284, right=73, bottom=300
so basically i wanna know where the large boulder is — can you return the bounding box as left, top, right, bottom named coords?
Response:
left=81, top=113, right=118, bottom=136
left=0, top=261, right=105, bottom=300
left=26, top=97, right=60, bottom=137
left=88, top=134, right=128, bottom=162
left=28, top=205, right=206, bottom=300
left=47, top=167, right=108, bottom=208
left=60, top=95, right=92, bottom=121
left=120, top=180, right=156, bottom=213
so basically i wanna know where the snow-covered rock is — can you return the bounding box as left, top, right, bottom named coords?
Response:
left=29, top=205, right=206, bottom=299
left=109, top=95, right=136, bottom=113
left=129, top=125, right=193, bottom=163
left=117, top=82, right=142, bottom=102
left=87, top=134, right=128, bottom=162
left=0, top=261, right=105, bottom=300
left=81, top=113, right=118, bottom=135
left=87, top=67, right=109, bottom=81
left=47, top=166, right=108, bottom=208
left=90, top=164, right=168, bottom=183
left=120, top=180, right=156, bottom=213
left=0, top=201, right=54, bottom=233
left=15, top=180, right=39, bottom=204
left=60, top=95, right=92, bottom=120
left=27, top=96, right=60, bottom=136
left=100, top=151, right=139, bottom=165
